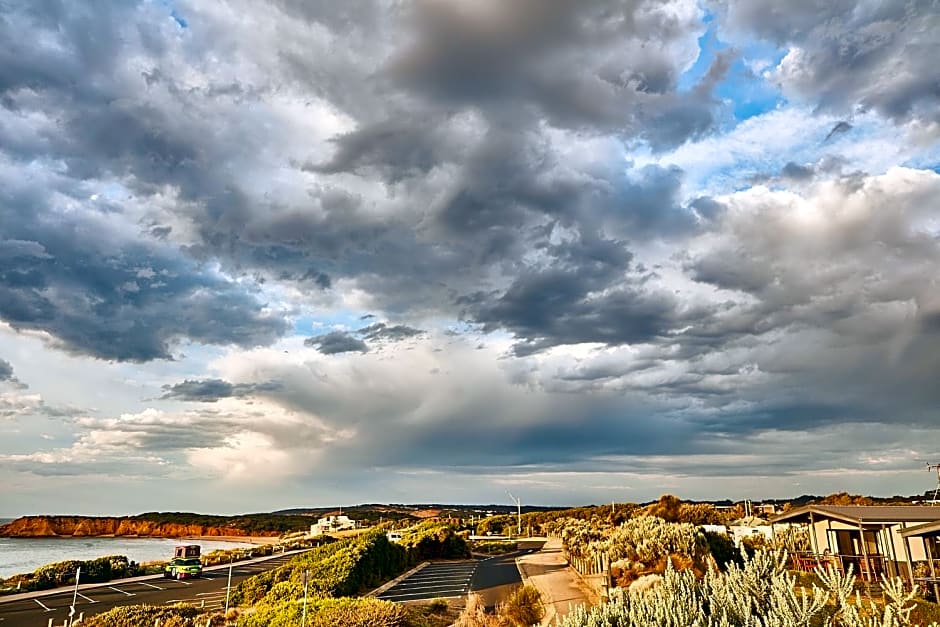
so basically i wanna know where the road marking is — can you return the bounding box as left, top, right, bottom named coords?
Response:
left=139, top=582, right=164, bottom=590
left=77, top=592, right=97, bottom=603
left=381, top=589, right=467, bottom=600
left=196, top=591, right=227, bottom=596
left=33, top=599, right=54, bottom=612
left=109, top=586, right=135, bottom=596
left=168, top=579, right=193, bottom=585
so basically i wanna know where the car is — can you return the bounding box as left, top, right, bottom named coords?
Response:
left=164, top=557, right=203, bottom=579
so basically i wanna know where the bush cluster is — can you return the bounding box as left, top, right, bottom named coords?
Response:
left=0, top=555, right=146, bottom=594
left=230, top=523, right=468, bottom=607
left=471, top=541, right=519, bottom=555
left=558, top=550, right=940, bottom=627
left=77, top=604, right=213, bottom=627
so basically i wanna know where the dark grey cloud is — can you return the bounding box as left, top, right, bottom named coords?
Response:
left=0, top=183, right=287, bottom=361
left=0, top=0, right=714, bottom=363
left=780, top=161, right=815, bottom=181
left=303, top=321, right=423, bottom=355
left=457, top=231, right=699, bottom=355
left=718, top=0, right=940, bottom=126
left=358, top=322, right=424, bottom=342
left=160, top=378, right=283, bottom=403
left=387, top=0, right=723, bottom=149
left=304, top=332, right=369, bottom=355
left=824, top=121, right=852, bottom=142
left=0, top=359, right=16, bottom=384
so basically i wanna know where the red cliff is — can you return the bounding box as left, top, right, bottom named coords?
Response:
left=0, top=516, right=280, bottom=538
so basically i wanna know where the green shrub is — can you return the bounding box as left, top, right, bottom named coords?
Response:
left=240, top=597, right=406, bottom=627
left=912, top=598, right=940, bottom=626
left=500, top=585, right=543, bottom=627
left=399, top=522, right=470, bottom=561
left=230, top=530, right=409, bottom=606
left=471, top=541, right=518, bottom=555
left=79, top=604, right=204, bottom=627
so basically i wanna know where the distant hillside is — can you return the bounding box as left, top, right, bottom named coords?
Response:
left=272, top=503, right=570, bottom=523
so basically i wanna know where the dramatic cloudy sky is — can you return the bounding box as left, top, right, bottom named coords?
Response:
left=1, top=0, right=939, bottom=516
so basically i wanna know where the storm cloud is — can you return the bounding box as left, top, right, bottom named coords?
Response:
left=0, top=359, right=14, bottom=383
left=160, top=379, right=283, bottom=403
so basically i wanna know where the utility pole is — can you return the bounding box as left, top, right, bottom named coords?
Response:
left=507, top=492, right=521, bottom=536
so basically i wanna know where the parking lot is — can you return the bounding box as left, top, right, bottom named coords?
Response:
left=376, top=561, right=479, bottom=602
left=0, top=552, right=302, bottom=627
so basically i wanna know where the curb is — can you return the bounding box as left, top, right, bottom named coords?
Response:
left=515, top=554, right=556, bottom=627
left=366, top=562, right=429, bottom=598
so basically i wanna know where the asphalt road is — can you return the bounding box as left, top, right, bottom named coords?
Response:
left=0, top=552, right=302, bottom=627
left=376, top=545, right=543, bottom=604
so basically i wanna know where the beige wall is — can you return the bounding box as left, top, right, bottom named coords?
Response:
left=804, top=517, right=929, bottom=574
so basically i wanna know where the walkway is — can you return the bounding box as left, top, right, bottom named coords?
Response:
left=516, top=538, right=597, bottom=626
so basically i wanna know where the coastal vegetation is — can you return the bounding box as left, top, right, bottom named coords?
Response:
left=557, top=550, right=940, bottom=627
left=0, top=555, right=158, bottom=595
left=227, top=521, right=467, bottom=625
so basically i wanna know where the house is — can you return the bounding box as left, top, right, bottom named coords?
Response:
left=770, top=505, right=940, bottom=586
left=310, top=514, right=357, bottom=536
left=900, top=519, right=940, bottom=599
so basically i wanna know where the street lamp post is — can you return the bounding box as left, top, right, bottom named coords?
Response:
left=224, top=559, right=233, bottom=614
left=67, top=566, right=81, bottom=627
left=507, top=492, right=521, bottom=536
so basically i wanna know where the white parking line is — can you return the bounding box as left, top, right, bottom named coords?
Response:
left=109, top=586, right=135, bottom=596
left=381, top=589, right=467, bottom=600
left=77, top=592, right=97, bottom=603
left=196, top=591, right=227, bottom=597
left=33, top=599, right=53, bottom=612
left=139, top=582, right=164, bottom=590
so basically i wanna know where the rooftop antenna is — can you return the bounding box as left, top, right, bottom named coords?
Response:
left=928, top=463, right=940, bottom=503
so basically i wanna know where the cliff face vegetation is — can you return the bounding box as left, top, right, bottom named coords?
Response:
left=0, top=515, right=284, bottom=538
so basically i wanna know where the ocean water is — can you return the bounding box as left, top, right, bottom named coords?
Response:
left=0, top=537, right=258, bottom=579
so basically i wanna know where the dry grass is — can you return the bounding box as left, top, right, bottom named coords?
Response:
left=455, top=586, right=544, bottom=627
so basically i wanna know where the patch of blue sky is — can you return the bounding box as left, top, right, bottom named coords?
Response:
left=633, top=108, right=940, bottom=200
left=677, top=13, right=721, bottom=93
left=677, top=14, right=785, bottom=123
left=715, top=57, right=784, bottom=121
left=170, top=9, right=188, bottom=29
left=154, top=0, right=188, bottom=28
left=292, top=311, right=374, bottom=336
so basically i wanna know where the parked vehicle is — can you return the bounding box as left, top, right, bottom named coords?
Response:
left=164, top=556, right=203, bottom=579
left=164, top=545, right=203, bottom=579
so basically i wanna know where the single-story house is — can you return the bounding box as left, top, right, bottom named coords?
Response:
left=770, top=505, right=940, bottom=586
left=310, top=514, right=357, bottom=536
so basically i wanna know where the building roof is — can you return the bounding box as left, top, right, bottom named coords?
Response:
left=899, top=519, right=940, bottom=538
left=771, top=505, right=940, bottom=526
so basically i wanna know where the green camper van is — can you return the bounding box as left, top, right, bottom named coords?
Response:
left=164, top=544, right=203, bottom=579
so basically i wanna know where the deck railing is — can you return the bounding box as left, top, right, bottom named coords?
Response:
left=791, top=551, right=888, bottom=581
